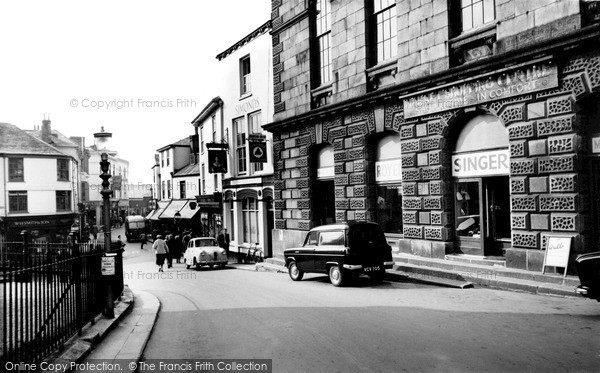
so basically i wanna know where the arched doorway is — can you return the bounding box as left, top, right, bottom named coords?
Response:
left=312, top=144, right=335, bottom=226
left=452, top=114, right=511, bottom=256
left=373, top=133, right=403, bottom=233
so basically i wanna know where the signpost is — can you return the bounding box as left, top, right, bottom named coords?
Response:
left=542, top=236, right=572, bottom=278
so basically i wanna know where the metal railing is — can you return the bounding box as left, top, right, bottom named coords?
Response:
left=0, top=239, right=123, bottom=367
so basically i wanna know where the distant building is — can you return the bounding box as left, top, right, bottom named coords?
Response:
left=0, top=121, right=77, bottom=241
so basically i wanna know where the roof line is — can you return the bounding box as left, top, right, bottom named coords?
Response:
left=191, top=97, right=223, bottom=125
left=215, top=20, right=272, bottom=61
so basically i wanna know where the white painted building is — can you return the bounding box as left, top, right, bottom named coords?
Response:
left=0, top=122, right=77, bottom=241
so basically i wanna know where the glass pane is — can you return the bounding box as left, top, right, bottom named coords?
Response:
left=483, top=0, right=495, bottom=23
left=455, top=181, right=481, bottom=237
left=473, top=2, right=483, bottom=27
left=320, top=231, right=345, bottom=246
left=462, top=8, right=472, bottom=31
left=375, top=186, right=403, bottom=233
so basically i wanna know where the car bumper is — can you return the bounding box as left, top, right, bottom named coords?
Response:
left=342, top=261, right=394, bottom=271
left=576, top=285, right=590, bottom=296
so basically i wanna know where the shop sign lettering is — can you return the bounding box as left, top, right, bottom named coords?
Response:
left=403, top=62, right=558, bottom=118
left=452, top=149, right=510, bottom=178
left=592, top=136, right=600, bottom=154
left=235, top=97, right=260, bottom=115
left=375, top=159, right=402, bottom=183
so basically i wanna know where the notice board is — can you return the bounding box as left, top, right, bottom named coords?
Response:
left=542, top=236, right=572, bottom=277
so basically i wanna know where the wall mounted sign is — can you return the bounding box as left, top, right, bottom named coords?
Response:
left=592, top=136, right=600, bottom=154
left=403, top=61, right=558, bottom=118
left=375, top=159, right=403, bottom=183
left=249, top=141, right=267, bottom=163
left=101, top=255, right=116, bottom=276
left=208, top=149, right=227, bottom=173
left=452, top=149, right=510, bottom=178
left=542, top=236, right=572, bottom=278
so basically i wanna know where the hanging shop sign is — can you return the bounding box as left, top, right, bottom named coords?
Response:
left=403, top=61, right=558, bottom=118
left=249, top=141, right=267, bottom=163
left=208, top=149, right=228, bottom=173
left=375, top=159, right=403, bottom=183
left=452, top=149, right=510, bottom=178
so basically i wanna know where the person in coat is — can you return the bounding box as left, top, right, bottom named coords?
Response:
left=152, top=235, right=169, bottom=272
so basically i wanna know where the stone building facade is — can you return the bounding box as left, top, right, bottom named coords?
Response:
left=264, top=0, right=600, bottom=271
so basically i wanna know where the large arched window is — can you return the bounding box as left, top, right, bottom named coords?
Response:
left=374, top=134, right=402, bottom=233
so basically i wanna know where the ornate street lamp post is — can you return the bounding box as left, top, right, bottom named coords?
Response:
left=99, top=152, right=114, bottom=317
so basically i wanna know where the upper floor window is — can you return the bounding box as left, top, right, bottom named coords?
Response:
left=180, top=180, right=186, bottom=199
left=161, top=153, right=164, bottom=167
left=201, top=164, right=206, bottom=194
left=166, top=150, right=170, bottom=167
left=316, top=0, right=332, bottom=85
left=373, top=0, right=397, bottom=64
left=8, top=158, right=24, bottom=182
left=234, top=118, right=247, bottom=174
left=461, top=0, right=495, bottom=32
left=9, top=191, right=27, bottom=212
left=212, top=115, right=217, bottom=142
left=240, top=55, right=251, bottom=95
left=200, top=127, right=205, bottom=154
left=56, top=190, right=72, bottom=211
left=57, top=159, right=69, bottom=181
left=249, top=111, right=264, bottom=173
left=162, top=180, right=166, bottom=199
left=167, top=180, right=171, bottom=199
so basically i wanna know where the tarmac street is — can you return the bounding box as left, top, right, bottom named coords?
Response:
left=112, top=243, right=600, bottom=373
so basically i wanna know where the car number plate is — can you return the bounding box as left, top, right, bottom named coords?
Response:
left=364, top=266, right=380, bottom=272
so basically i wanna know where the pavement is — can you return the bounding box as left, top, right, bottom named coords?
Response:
left=46, top=252, right=583, bottom=372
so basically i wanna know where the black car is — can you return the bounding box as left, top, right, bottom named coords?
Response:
left=284, top=221, right=394, bottom=287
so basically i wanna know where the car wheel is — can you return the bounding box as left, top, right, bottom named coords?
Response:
left=329, top=265, right=345, bottom=287
left=208, top=264, right=214, bottom=269
left=369, top=270, right=385, bottom=284
left=288, top=261, right=304, bottom=281
left=185, top=259, right=191, bottom=270
left=194, top=258, right=200, bottom=270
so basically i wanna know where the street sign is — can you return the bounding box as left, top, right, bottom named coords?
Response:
left=249, top=141, right=267, bottom=163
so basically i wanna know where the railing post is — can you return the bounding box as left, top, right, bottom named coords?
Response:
left=70, top=231, right=83, bottom=335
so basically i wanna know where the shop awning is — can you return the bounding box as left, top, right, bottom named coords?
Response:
left=145, top=210, right=156, bottom=220
left=158, top=200, right=188, bottom=220
left=177, top=200, right=201, bottom=220
left=149, top=201, right=170, bottom=221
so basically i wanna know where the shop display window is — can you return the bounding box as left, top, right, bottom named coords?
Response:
left=375, top=185, right=402, bottom=233
left=455, top=181, right=481, bottom=237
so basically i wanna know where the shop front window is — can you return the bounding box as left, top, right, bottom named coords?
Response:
left=454, top=181, right=481, bottom=237
left=375, top=185, right=402, bottom=233
left=374, top=134, right=402, bottom=233
left=242, top=197, right=259, bottom=243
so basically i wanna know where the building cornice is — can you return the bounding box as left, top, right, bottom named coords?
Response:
left=264, top=24, right=600, bottom=133
left=191, top=97, right=223, bottom=126
left=216, top=20, right=272, bottom=61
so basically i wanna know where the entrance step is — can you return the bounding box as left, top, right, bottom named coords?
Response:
left=445, top=254, right=506, bottom=267
left=393, top=253, right=580, bottom=288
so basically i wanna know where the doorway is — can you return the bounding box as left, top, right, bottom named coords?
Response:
left=454, top=176, right=510, bottom=256
left=313, top=180, right=335, bottom=226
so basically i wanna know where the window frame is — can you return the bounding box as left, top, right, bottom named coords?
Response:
left=56, top=190, right=72, bottom=211
left=180, top=180, right=186, bottom=199
left=8, top=158, right=24, bottom=182
left=242, top=197, right=259, bottom=244
left=460, top=0, right=496, bottom=33
left=8, top=191, right=28, bottom=213
left=248, top=110, right=264, bottom=173
left=240, top=55, right=251, bottom=96
left=234, top=117, right=247, bottom=175
left=372, top=0, right=398, bottom=65
left=315, top=0, right=332, bottom=86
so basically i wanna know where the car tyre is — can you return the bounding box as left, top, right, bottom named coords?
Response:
left=329, top=265, right=345, bottom=287
left=185, top=259, right=191, bottom=270
left=208, top=264, right=214, bottom=269
left=194, top=258, right=200, bottom=270
left=288, top=261, right=304, bottom=281
left=369, top=270, right=385, bottom=284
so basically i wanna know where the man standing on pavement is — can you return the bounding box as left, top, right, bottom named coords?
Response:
left=217, top=228, right=230, bottom=255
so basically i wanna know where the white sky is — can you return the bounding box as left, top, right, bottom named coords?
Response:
left=0, top=0, right=271, bottom=184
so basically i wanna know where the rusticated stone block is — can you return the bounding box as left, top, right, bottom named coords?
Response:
left=529, top=177, right=548, bottom=193
left=417, top=182, right=430, bottom=196
left=527, top=101, right=546, bottom=119
left=403, top=225, right=423, bottom=239
left=416, top=123, right=428, bottom=137
left=511, top=195, right=537, bottom=211
left=421, top=137, right=443, bottom=151
left=403, top=210, right=418, bottom=224
left=417, top=153, right=429, bottom=166
left=513, top=231, right=539, bottom=249
left=335, top=175, right=349, bottom=186
left=430, top=211, right=448, bottom=226
left=538, top=155, right=576, bottom=174
left=528, top=139, right=547, bottom=156
left=422, top=166, right=442, bottom=180
left=349, top=172, right=366, bottom=184
left=424, top=226, right=449, bottom=241
left=336, top=210, right=347, bottom=222
left=539, top=194, right=577, bottom=212
left=551, top=213, right=580, bottom=232
left=403, top=197, right=422, bottom=210
left=403, top=168, right=421, bottom=182
left=511, top=159, right=536, bottom=175
left=335, top=199, right=350, bottom=210
left=350, top=198, right=368, bottom=210
left=549, top=174, right=576, bottom=193
left=429, top=150, right=442, bottom=165
left=403, top=182, right=416, bottom=196
left=512, top=213, right=529, bottom=230
left=419, top=211, right=431, bottom=225
left=548, top=134, right=577, bottom=154
left=335, top=187, right=346, bottom=198
left=510, top=140, right=527, bottom=158
left=511, top=177, right=527, bottom=194
left=536, top=114, right=575, bottom=136
left=508, top=121, right=535, bottom=140
left=401, top=139, right=421, bottom=153
left=530, top=214, right=549, bottom=230
left=427, top=120, right=445, bottom=136
left=401, top=125, right=415, bottom=139
left=429, top=180, right=445, bottom=195
left=423, top=196, right=445, bottom=210
left=547, top=95, right=573, bottom=116
left=402, top=154, right=416, bottom=168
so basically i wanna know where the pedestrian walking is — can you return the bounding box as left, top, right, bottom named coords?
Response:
left=117, top=235, right=126, bottom=250
left=217, top=228, right=230, bottom=254
left=152, top=235, right=169, bottom=272
left=166, top=233, right=175, bottom=268
left=140, top=233, right=147, bottom=250
left=91, top=225, right=98, bottom=240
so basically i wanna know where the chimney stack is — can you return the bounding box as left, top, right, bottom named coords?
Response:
left=41, top=114, right=51, bottom=143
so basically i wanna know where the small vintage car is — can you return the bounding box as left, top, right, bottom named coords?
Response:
left=284, top=221, right=394, bottom=287
left=184, top=237, right=228, bottom=270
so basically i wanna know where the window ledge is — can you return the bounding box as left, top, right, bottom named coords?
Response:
left=367, top=59, right=398, bottom=90
left=239, top=92, right=252, bottom=100
left=311, top=82, right=333, bottom=97
left=450, top=22, right=497, bottom=47
left=366, top=58, right=398, bottom=76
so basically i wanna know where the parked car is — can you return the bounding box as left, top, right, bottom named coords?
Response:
left=284, top=221, right=394, bottom=287
left=184, top=237, right=228, bottom=270
left=575, top=251, right=600, bottom=301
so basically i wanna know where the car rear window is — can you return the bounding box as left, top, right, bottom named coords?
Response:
left=350, top=225, right=387, bottom=246
left=319, top=230, right=345, bottom=246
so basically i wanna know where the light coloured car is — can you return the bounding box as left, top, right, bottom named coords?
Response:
left=184, top=237, right=228, bottom=270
